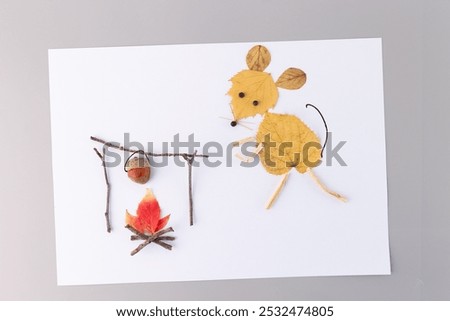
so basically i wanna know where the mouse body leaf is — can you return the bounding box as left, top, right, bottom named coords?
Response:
left=256, top=113, right=322, bottom=175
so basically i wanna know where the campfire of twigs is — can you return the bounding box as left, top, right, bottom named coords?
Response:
left=125, top=225, right=175, bottom=256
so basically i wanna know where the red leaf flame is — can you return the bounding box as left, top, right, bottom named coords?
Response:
left=126, top=189, right=170, bottom=235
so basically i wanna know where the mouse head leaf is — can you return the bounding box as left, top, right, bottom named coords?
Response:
left=228, top=70, right=279, bottom=120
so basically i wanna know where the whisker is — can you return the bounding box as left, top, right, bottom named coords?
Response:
left=219, top=116, right=254, bottom=125
left=228, top=103, right=236, bottom=121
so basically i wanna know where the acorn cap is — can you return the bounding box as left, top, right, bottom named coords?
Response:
left=125, top=156, right=150, bottom=171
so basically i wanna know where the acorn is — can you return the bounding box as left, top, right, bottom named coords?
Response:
left=125, top=156, right=151, bottom=184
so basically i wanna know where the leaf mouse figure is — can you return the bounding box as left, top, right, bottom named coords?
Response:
left=227, top=45, right=346, bottom=208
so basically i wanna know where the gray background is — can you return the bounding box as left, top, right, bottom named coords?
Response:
left=0, top=0, right=448, bottom=300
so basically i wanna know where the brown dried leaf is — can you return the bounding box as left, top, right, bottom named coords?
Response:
left=275, top=68, right=307, bottom=90
left=246, top=45, right=271, bottom=71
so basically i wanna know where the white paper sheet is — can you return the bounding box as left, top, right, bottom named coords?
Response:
left=49, top=39, right=390, bottom=285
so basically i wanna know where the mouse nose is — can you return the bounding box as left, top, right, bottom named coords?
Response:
left=230, top=121, right=237, bottom=127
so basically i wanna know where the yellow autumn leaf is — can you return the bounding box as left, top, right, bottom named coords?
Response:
left=256, top=113, right=322, bottom=175
left=275, top=67, right=307, bottom=90
left=228, top=70, right=279, bottom=121
left=246, top=45, right=271, bottom=71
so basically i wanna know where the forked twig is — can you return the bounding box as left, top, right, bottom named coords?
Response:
left=93, top=147, right=112, bottom=233
left=182, top=151, right=197, bottom=226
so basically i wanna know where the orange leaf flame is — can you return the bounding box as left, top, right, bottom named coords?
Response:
left=125, top=189, right=170, bottom=235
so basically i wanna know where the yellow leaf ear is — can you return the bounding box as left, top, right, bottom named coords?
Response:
left=246, top=45, right=271, bottom=71
left=275, top=68, right=307, bottom=90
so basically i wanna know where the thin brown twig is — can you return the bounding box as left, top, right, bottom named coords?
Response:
left=94, top=147, right=112, bottom=233
left=131, top=235, right=175, bottom=241
left=182, top=151, right=197, bottom=226
left=125, top=225, right=147, bottom=239
left=153, top=240, right=172, bottom=250
left=188, top=158, right=193, bottom=225
left=90, top=136, right=209, bottom=158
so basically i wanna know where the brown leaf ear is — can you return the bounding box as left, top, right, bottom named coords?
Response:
left=246, top=45, right=271, bottom=71
left=275, top=68, right=307, bottom=90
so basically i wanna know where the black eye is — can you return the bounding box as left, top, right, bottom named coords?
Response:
left=252, top=100, right=259, bottom=106
left=230, top=121, right=237, bottom=127
left=238, top=92, right=245, bottom=98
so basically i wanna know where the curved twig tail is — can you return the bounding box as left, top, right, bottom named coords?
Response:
left=305, top=104, right=328, bottom=158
